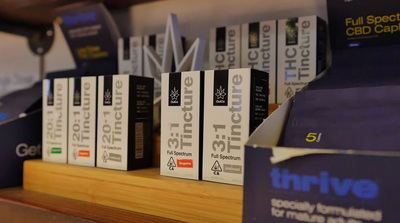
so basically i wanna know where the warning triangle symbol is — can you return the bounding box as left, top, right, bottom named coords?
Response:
left=285, top=87, right=294, bottom=98
left=167, top=157, right=176, bottom=170
left=211, top=160, right=222, bottom=175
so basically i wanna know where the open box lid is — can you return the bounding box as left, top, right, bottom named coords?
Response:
left=246, top=92, right=400, bottom=164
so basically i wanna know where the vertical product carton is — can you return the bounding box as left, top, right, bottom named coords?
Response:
left=43, top=78, right=68, bottom=163
left=277, top=15, right=326, bottom=103
left=203, top=68, right=268, bottom=185
left=97, top=75, right=154, bottom=170
left=68, top=76, right=97, bottom=167
left=144, top=33, right=166, bottom=97
left=242, top=20, right=277, bottom=104
left=118, top=36, right=143, bottom=76
left=210, top=25, right=241, bottom=70
left=160, top=71, right=204, bottom=180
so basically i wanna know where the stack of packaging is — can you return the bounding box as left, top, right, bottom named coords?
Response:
left=42, top=75, right=154, bottom=170
left=160, top=68, right=269, bottom=185
left=209, top=15, right=327, bottom=104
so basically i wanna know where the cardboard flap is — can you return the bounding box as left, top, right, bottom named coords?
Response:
left=270, top=146, right=400, bottom=164
left=246, top=99, right=292, bottom=147
left=270, top=147, right=333, bottom=164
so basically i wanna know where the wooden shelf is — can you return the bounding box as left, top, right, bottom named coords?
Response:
left=23, top=160, right=243, bottom=223
left=0, top=187, right=180, bottom=223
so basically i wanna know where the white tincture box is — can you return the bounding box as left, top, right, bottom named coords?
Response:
left=118, top=36, right=143, bottom=76
left=203, top=68, right=268, bottom=185
left=277, top=15, right=326, bottom=103
left=42, top=78, right=68, bottom=163
left=144, top=33, right=166, bottom=97
left=68, top=76, right=97, bottom=167
left=209, top=25, right=241, bottom=70
left=241, top=20, right=277, bottom=104
left=160, top=71, right=204, bottom=180
left=97, top=74, right=154, bottom=170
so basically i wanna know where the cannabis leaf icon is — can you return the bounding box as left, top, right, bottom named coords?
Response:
left=215, top=85, right=226, bottom=100
left=104, top=89, right=112, bottom=104
left=170, top=87, right=179, bottom=101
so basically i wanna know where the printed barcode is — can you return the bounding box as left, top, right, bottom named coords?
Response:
left=135, top=122, right=144, bottom=159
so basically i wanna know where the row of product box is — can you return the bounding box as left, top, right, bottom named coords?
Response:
left=117, top=34, right=185, bottom=98
left=210, top=15, right=327, bottom=104
left=42, top=75, right=154, bottom=170
left=160, top=68, right=268, bottom=185
left=118, top=16, right=326, bottom=105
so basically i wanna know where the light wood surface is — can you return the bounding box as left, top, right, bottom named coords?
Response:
left=24, top=160, right=243, bottom=223
left=0, top=187, right=180, bottom=223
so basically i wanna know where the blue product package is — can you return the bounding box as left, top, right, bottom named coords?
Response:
left=280, top=85, right=400, bottom=151
left=0, top=82, right=42, bottom=124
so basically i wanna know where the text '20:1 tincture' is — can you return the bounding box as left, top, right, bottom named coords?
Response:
left=97, top=75, right=154, bottom=170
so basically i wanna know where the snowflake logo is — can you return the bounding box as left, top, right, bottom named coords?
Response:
left=104, top=89, right=112, bottom=104
left=170, top=87, right=179, bottom=101
left=74, top=90, right=80, bottom=105
left=215, top=85, right=226, bottom=100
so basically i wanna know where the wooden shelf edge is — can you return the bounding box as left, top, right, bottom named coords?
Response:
left=23, top=159, right=243, bottom=223
left=0, top=187, right=181, bottom=223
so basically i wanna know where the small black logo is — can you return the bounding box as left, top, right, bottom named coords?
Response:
left=213, top=70, right=229, bottom=106
left=73, top=78, right=81, bottom=106
left=47, top=79, right=54, bottom=106
left=169, top=73, right=181, bottom=106
left=286, top=18, right=298, bottom=46
left=103, top=76, right=113, bottom=106
left=216, top=27, right=226, bottom=52
left=248, top=22, right=260, bottom=49
left=123, top=37, right=130, bottom=60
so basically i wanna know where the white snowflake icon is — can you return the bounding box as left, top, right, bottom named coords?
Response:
left=215, top=85, right=226, bottom=99
left=170, top=87, right=180, bottom=101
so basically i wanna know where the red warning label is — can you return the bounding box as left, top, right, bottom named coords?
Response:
left=177, top=159, right=193, bottom=168
left=79, top=150, right=90, bottom=157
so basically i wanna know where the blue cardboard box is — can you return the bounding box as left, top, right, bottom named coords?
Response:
left=243, top=99, right=400, bottom=222
left=0, top=110, right=42, bottom=188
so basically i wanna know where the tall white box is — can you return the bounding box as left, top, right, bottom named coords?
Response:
left=68, top=76, right=97, bottom=167
left=42, top=78, right=68, bottom=163
left=97, top=75, right=154, bottom=170
left=209, top=25, right=241, bottom=70
left=277, top=15, right=326, bottom=103
left=118, top=36, right=143, bottom=76
left=241, top=20, right=277, bottom=104
left=202, top=68, right=268, bottom=185
left=160, top=71, right=204, bottom=180
left=144, top=33, right=165, bottom=97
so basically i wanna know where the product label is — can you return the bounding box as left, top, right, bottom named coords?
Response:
left=243, top=148, right=393, bottom=222
left=68, top=76, right=96, bottom=166
left=97, top=75, right=129, bottom=170
left=161, top=71, right=202, bottom=180
left=203, top=69, right=251, bottom=185
left=43, top=78, right=68, bottom=163
left=327, top=0, right=400, bottom=49
left=277, top=16, right=318, bottom=103
left=210, top=25, right=241, bottom=70
left=241, top=20, right=277, bottom=104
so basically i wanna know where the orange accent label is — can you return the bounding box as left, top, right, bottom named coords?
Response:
left=177, top=159, right=193, bottom=168
left=79, top=150, right=90, bottom=157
